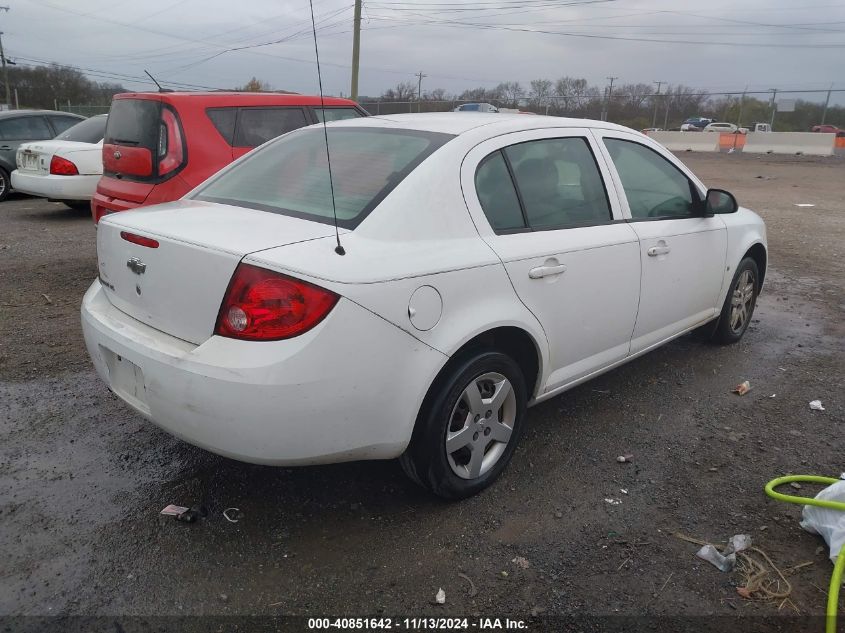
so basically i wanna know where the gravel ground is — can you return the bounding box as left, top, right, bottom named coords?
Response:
left=0, top=152, right=843, bottom=627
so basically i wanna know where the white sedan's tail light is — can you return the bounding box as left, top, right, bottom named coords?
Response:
left=215, top=264, right=339, bottom=341
left=50, top=155, right=79, bottom=175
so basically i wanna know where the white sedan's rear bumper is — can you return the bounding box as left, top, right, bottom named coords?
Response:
left=81, top=280, right=447, bottom=465
left=11, top=170, right=100, bottom=200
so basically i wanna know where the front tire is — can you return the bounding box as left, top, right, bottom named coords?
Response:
left=400, top=351, right=527, bottom=499
left=711, top=257, right=760, bottom=344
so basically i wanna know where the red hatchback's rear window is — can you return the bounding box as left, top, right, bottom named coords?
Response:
left=105, top=99, right=160, bottom=151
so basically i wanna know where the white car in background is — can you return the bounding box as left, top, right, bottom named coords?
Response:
left=704, top=122, right=739, bottom=133
left=81, top=114, right=767, bottom=499
left=454, top=102, right=499, bottom=113
left=12, top=114, right=107, bottom=210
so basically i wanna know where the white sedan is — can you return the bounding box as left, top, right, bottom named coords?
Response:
left=12, top=114, right=106, bottom=209
left=704, top=122, right=739, bottom=133
left=81, top=113, right=767, bottom=498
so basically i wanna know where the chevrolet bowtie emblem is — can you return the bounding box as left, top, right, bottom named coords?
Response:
left=126, top=257, right=146, bottom=275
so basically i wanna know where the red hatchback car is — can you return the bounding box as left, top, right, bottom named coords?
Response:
left=92, top=92, right=366, bottom=223
left=811, top=124, right=844, bottom=135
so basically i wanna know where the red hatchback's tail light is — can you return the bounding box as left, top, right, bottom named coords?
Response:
left=215, top=264, right=339, bottom=341
left=158, top=107, right=185, bottom=177
left=50, top=155, right=79, bottom=175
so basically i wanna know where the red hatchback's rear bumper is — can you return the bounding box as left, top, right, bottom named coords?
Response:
left=91, top=191, right=141, bottom=223
left=91, top=175, right=193, bottom=223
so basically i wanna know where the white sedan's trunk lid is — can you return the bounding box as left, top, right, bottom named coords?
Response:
left=17, top=140, right=102, bottom=175
left=96, top=200, right=339, bottom=344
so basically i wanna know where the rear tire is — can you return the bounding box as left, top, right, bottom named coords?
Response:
left=400, top=351, right=527, bottom=499
left=710, top=257, right=760, bottom=344
left=0, top=168, right=9, bottom=202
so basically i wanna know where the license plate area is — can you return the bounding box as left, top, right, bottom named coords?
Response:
left=21, top=152, right=38, bottom=171
left=100, top=346, right=150, bottom=415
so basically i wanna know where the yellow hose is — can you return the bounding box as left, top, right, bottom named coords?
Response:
left=764, top=475, right=845, bottom=633
left=832, top=552, right=845, bottom=633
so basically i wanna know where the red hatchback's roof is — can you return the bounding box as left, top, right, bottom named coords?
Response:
left=112, top=92, right=359, bottom=108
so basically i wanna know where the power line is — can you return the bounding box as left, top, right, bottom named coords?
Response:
left=10, top=55, right=227, bottom=91
left=363, top=11, right=845, bottom=47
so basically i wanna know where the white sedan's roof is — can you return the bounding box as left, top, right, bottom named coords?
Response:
left=335, top=112, right=637, bottom=137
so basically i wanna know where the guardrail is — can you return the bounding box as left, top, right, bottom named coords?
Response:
left=645, top=130, right=842, bottom=156
left=743, top=132, right=836, bottom=156
left=647, top=131, right=720, bottom=152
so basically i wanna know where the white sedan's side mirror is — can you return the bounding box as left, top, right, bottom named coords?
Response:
left=705, top=188, right=738, bottom=215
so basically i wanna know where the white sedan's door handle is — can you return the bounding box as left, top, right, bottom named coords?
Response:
left=647, top=245, right=671, bottom=257
left=529, top=264, right=567, bottom=279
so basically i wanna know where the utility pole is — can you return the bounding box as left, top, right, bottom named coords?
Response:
left=0, top=7, right=10, bottom=110
left=350, top=0, right=362, bottom=101
left=415, top=71, right=426, bottom=113
left=601, top=76, right=617, bottom=121
left=768, top=88, right=778, bottom=129
left=821, top=82, right=833, bottom=125
left=737, top=85, right=747, bottom=128
left=651, top=80, right=663, bottom=128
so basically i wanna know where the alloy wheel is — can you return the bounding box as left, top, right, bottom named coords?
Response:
left=730, top=269, right=755, bottom=333
left=445, top=372, right=516, bottom=479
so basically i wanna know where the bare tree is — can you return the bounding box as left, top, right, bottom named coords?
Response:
left=425, top=87, right=449, bottom=101
left=666, top=84, right=708, bottom=120
left=618, top=83, right=652, bottom=109
left=528, top=79, right=553, bottom=111
left=8, top=64, right=123, bottom=109
left=554, top=77, right=589, bottom=113
left=495, top=81, right=523, bottom=107
left=237, top=77, right=271, bottom=92
left=382, top=81, right=417, bottom=101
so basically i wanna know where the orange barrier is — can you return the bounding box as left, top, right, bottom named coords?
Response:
left=835, top=136, right=845, bottom=150
left=719, top=133, right=746, bottom=151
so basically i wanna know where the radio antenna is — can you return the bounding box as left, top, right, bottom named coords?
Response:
left=143, top=70, right=172, bottom=93
left=308, top=0, right=345, bottom=256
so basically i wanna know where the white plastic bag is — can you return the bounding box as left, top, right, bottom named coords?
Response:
left=800, top=479, right=845, bottom=564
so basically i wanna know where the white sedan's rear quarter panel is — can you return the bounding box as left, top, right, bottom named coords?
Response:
left=82, top=281, right=447, bottom=464
left=61, top=146, right=103, bottom=176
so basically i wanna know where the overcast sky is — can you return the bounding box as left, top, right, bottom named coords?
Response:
left=6, top=0, right=845, bottom=104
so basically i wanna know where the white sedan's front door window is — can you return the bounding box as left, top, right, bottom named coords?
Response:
left=600, top=135, right=727, bottom=353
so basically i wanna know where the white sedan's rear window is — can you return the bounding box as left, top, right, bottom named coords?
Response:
left=194, top=127, right=452, bottom=228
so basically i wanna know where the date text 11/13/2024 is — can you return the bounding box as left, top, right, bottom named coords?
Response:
left=307, top=617, right=528, bottom=630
